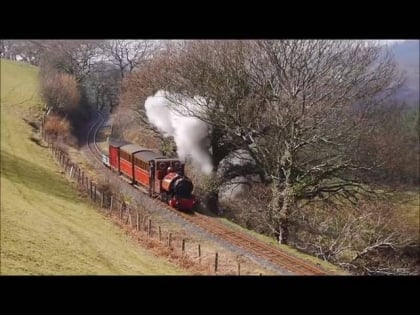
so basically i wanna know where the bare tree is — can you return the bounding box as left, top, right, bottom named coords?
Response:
left=141, top=40, right=403, bottom=243
left=0, top=40, right=5, bottom=58
left=39, top=40, right=104, bottom=83
left=143, top=40, right=259, bottom=168
left=9, top=40, right=48, bottom=65
left=231, top=40, right=403, bottom=244
left=40, top=71, right=81, bottom=115
left=125, top=40, right=261, bottom=210
left=85, top=61, right=121, bottom=112
left=103, top=40, right=157, bottom=80
left=0, top=40, right=19, bottom=60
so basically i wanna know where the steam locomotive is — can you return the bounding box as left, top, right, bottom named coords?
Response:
left=102, top=139, right=197, bottom=211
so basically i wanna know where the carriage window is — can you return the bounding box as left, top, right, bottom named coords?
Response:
left=134, top=158, right=150, bottom=171
left=121, top=151, right=131, bottom=162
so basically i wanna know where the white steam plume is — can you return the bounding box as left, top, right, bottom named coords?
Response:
left=145, top=90, right=213, bottom=175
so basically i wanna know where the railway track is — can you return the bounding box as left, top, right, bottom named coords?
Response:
left=160, top=204, right=327, bottom=275
left=85, top=111, right=329, bottom=275
left=86, top=111, right=106, bottom=165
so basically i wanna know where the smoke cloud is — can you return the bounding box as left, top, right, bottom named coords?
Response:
left=144, top=90, right=213, bottom=175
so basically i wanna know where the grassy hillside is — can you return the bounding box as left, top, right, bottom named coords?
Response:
left=0, top=59, right=186, bottom=275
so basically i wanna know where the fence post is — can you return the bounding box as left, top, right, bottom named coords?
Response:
left=126, top=207, right=131, bottom=225
left=182, top=239, right=185, bottom=253
left=101, top=192, right=104, bottom=208
left=198, top=244, right=201, bottom=263
left=142, top=216, right=147, bottom=231
left=93, top=185, right=96, bottom=202
left=136, top=212, right=139, bottom=231
left=214, top=252, right=218, bottom=273
left=237, top=262, right=241, bottom=276
left=158, top=226, right=162, bottom=241
left=69, top=165, right=74, bottom=179
left=119, top=201, right=124, bottom=220
left=167, top=233, right=172, bottom=247
left=147, top=219, right=152, bottom=237
left=109, top=196, right=113, bottom=212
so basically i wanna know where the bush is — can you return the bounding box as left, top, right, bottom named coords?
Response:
left=43, top=115, right=76, bottom=146
left=40, top=71, right=80, bottom=115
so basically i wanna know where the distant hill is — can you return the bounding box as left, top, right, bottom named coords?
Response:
left=390, top=40, right=419, bottom=106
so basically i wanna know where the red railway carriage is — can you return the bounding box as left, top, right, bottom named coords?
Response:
left=108, top=139, right=130, bottom=172
left=133, top=150, right=162, bottom=193
left=119, top=144, right=148, bottom=182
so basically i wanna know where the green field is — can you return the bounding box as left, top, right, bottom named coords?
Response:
left=1, top=59, right=186, bottom=275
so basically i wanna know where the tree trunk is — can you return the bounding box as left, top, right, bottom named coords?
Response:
left=206, top=190, right=220, bottom=214
left=279, top=183, right=293, bottom=244
left=270, top=180, right=293, bottom=245
left=206, top=131, right=229, bottom=215
left=277, top=147, right=294, bottom=245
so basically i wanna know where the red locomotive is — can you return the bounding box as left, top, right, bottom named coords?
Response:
left=102, top=139, right=197, bottom=211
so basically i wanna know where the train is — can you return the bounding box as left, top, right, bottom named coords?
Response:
left=101, top=139, right=197, bottom=211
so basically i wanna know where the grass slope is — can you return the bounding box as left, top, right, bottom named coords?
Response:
left=1, top=59, right=185, bottom=274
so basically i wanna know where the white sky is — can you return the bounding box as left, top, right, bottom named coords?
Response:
left=380, top=40, right=407, bottom=45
